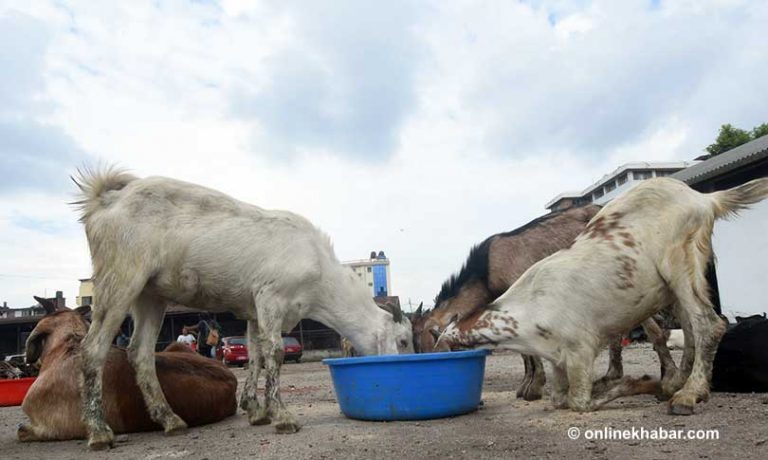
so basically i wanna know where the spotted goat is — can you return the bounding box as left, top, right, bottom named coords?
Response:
left=439, top=177, right=768, bottom=414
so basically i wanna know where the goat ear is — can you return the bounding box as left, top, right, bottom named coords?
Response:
left=74, top=305, right=91, bottom=317
left=428, top=325, right=442, bottom=341
left=389, top=302, right=403, bottom=324
left=34, top=296, right=57, bottom=315
left=414, top=303, right=423, bottom=318
left=25, top=329, right=46, bottom=365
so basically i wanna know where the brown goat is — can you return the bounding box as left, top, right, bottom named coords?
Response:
left=18, top=307, right=237, bottom=442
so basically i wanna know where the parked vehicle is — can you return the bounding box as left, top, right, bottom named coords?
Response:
left=217, top=337, right=248, bottom=366
left=216, top=336, right=303, bottom=366
left=283, top=336, right=303, bottom=363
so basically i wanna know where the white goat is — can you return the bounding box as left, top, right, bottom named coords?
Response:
left=73, top=167, right=404, bottom=450
left=439, top=177, right=768, bottom=414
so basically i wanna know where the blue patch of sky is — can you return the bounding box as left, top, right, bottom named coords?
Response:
left=9, top=214, right=76, bottom=236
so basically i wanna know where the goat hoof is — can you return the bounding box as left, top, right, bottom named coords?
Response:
left=249, top=415, right=272, bottom=426
left=521, top=391, right=542, bottom=401
left=165, top=425, right=188, bottom=436
left=668, top=403, right=694, bottom=416
left=163, top=417, right=188, bottom=436
left=88, top=433, right=114, bottom=451
left=275, top=421, right=301, bottom=434
left=17, top=424, right=35, bottom=442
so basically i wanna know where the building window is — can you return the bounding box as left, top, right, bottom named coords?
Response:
left=617, top=173, right=628, bottom=186
left=634, top=171, right=652, bottom=180
left=81, top=296, right=93, bottom=306
left=368, top=282, right=373, bottom=286
left=656, top=170, right=669, bottom=177
left=593, top=189, right=604, bottom=200
left=367, top=267, right=372, bottom=273
left=604, top=181, right=616, bottom=193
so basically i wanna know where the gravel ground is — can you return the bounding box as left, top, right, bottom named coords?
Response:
left=2, top=344, right=767, bottom=459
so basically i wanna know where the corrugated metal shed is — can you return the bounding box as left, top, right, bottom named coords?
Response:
left=672, top=135, right=768, bottom=185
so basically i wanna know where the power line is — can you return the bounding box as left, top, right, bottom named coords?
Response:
left=0, top=273, right=79, bottom=281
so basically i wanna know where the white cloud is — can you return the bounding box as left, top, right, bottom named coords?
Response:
left=1, top=0, right=767, bottom=314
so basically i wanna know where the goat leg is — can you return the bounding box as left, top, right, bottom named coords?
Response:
left=591, top=375, right=662, bottom=409
left=604, top=335, right=625, bottom=380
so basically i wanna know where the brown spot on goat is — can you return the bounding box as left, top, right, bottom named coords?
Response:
left=616, top=255, right=637, bottom=290
left=536, top=325, right=553, bottom=339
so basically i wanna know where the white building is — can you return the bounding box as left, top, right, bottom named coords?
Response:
left=545, top=162, right=694, bottom=212
left=343, top=251, right=392, bottom=297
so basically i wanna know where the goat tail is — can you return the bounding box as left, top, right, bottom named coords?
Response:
left=71, top=165, right=137, bottom=222
left=710, top=177, right=768, bottom=220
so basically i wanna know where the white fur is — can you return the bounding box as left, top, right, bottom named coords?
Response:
left=440, top=177, right=768, bottom=414
left=73, top=167, right=401, bottom=448
left=667, top=329, right=685, bottom=350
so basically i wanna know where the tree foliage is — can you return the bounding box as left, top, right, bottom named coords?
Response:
left=752, top=123, right=768, bottom=140
left=706, top=122, right=768, bottom=156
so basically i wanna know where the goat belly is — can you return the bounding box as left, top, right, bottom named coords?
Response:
left=155, top=352, right=238, bottom=426
left=103, top=349, right=237, bottom=433
left=102, top=351, right=161, bottom=433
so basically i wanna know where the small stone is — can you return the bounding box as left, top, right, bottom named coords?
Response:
left=115, top=434, right=129, bottom=443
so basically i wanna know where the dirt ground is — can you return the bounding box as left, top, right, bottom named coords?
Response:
left=2, top=344, right=767, bottom=459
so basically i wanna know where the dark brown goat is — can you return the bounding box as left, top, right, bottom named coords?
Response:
left=18, top=304, right=236, bottom=442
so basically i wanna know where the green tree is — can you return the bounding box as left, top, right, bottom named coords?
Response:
left=752, top=123, right=768, bottom=140
left=706, top=124, right=753, bottom=156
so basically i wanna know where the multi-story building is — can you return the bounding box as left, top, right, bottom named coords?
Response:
left=545, top=162, right=694, bottom=212
left=76, top=278, right=94, bottom=307
left=343, top=251, right=392, bottom=297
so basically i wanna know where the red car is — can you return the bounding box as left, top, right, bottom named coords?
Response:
left=282, top=336, right=303, bottom=363
left=217, top=336, right=303, bottom=366
left=218, top=336, right=248, bottom=366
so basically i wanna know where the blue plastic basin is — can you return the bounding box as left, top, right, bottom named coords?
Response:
left=322, top=349, right=490, bottom=421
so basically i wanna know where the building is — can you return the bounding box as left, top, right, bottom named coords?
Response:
left=0, top=292, right=64, bottom=319
left=76, top=278, right=94, bottom=307
left=0, top=292, right=66, bottom=359
left=343, top=250, right=392, bottom=297
left=546, top=162, right=694, bottom=212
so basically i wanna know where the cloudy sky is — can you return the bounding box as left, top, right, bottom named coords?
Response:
left=1, top=0, right=766, bottom=315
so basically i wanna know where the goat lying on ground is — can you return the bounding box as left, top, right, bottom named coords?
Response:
left=439, top=177, right=768, bottom=414
left=73, top=167, right=404, bottom=449
left=18, top=306, right=236, bottom=442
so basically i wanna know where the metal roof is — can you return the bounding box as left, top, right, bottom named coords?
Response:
left=672, top=135, right=768, bottom=185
